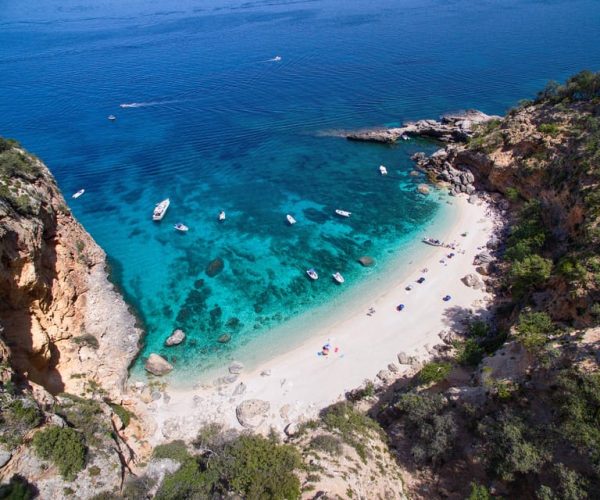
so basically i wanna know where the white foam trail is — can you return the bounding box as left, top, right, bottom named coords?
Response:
left=263, top=55, right=282, bottom=63
left=119, top=99, right=181, bottom=108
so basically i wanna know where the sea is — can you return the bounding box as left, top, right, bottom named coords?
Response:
left=1, top=0, right=599, bottom=383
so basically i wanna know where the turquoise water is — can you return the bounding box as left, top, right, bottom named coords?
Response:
left=1, top=0, right=600, bottom=380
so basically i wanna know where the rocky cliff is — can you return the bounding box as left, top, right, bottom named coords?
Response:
left=0, top=139, right=141, bottom=398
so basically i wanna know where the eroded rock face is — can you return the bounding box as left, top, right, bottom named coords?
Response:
left=0, top=147, right=141, bottom=398
left=236, top=399, right=270, bottom=428
left=144, top=354, right=173, bottom=376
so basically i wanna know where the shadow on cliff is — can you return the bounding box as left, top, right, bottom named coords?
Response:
left=0, top=216, right=65, bottom=394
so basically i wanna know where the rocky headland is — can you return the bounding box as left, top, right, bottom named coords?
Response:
left=342, top=109, right=501, bottom=144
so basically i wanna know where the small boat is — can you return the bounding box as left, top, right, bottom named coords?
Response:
left=218, top=211, right=226, bottom=221
left=422, top=237, right=443, bottom=246
left=401, top=134, right=409, bottom=141
left=72, top=189, right=85, bottom=199
left=174, top=223, right=189, bottom=232
left=306, top=268, right=318, bottom=280
left=108, top=115, right=116, bottom=121
left=379, top=165, right=388, bottom=175
left=153, top=198, right=170, bottom=221
left=332, top=272, right=345, bottom=284
left=286, top=214, right=297, bottom=225
left=335, top=209, right=351, bottom=218
left=271, top=55, right=282, bottom=62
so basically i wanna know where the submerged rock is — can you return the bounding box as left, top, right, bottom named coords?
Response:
left=217, top=333, right=231, bottom=344
left=229, top=361, right=244, bottom=374
left=358, top=256, right=375, bottom=267
left=145, top=354, right=173, bottom=376
left=236, top=399, right=270, bottom=428
left=165, top=329, right=185, bottom=347
left=417, top=184, right=430, bottom=195
left=206, top=258, right=224, bottom=277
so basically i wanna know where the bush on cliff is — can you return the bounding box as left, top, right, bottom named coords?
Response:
left=32, top=426, right=86, bottom=480
left=515, top=311, right=555, bottom=352
left=508, top=254, right=553, bottom=295
left=155, top=431, right=302, bottom=500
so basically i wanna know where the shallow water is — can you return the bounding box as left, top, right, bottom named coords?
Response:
left=1, top=0, right=600, bottom=380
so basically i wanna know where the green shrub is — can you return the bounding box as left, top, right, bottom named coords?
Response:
left=480, top=411, right=546, bottom=481
left=557, top=257, right=587, bottom=282
left=553, top=369, right=600, bottom=462
left=418, top=361, right=452, bottom=384
left=395, top=393, right=456, bottom=466
left=467, top=482, right=492, bottom=500
left=455, top=338, right=484, bottom=366
left=153, top=440, right=190, bottom=463
left=515, top=311, right=554, bottom=352
left=509, top=255, right=553, bottom=295
left=155, top=458, right=208, bottom=500
left=32, top=426, right=86, bottom=480
left=505, top=187, right=520, bottom=202
left=55, top=395, right=107, bottom=446
left=7, top=400, right=41, bottom=429
left=210, top=434, right=302, bottom=499
left=108, top=403, right=132, bottom=428
left=309, top=434, right=343, bottom=455
left=0, top=475, right=35, bottom=500
left=539, top=123, right=560, bottom=136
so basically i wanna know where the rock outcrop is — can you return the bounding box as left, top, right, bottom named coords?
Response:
left=236, top=399, right=270, bottom=428
left=344, top=109, right=500, bottom=144
left=0, top=144, right=141, bottom=398
left=144, top=354, right=173, bottom=376
left=165, top=329, right=185, bottom=346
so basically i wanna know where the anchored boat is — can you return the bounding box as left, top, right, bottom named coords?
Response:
left=306, top=268, right=318, bottom=280
left=218, top=211, right=226, bottom=221
left=174, top=223, right=189, bottom=232
left=286, top=214, right=297, bottom=225
left=153, top=198, right=170, bottom=221
left=335, top=209, right=351, bottom=218
left=72, top=189, right=85, bottom=199
left=379, top=165, right=388, bottom=175
left=332, top=272, right=345, bottom=284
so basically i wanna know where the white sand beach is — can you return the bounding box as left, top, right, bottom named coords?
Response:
left=136, top=194, right=500, bottom=442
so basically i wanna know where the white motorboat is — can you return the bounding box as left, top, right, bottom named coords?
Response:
left=335, top=209, right=351, bottom=218
left=153, top=198, right=170, bottom=221
left=271, top=55, right=282, bottom=62
left=306, top=268, right=318, bottom=280
left=72, top=189, right=85, bottom=199
left=108, top=115, right=116, bottom=121
left=218, top=211, right=226, bottom=221
left=286, top=214, right=297, bottom=225
left=332, top=272, right=345, bottom=284
left=379, top=165, right=388, bottom=175
left=174, top=223, right=189, bottom=232
left=422, top=237, right=443, bottom=247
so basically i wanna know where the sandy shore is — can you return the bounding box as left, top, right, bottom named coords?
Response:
left=136, top=194, right=499, bottom=442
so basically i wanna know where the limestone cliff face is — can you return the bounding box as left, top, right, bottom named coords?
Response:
left=0, top=144, right=141, bottom=398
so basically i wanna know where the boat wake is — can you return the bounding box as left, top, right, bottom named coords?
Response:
left=263, top=55, right=282, bottom=63
left=119, top=100, right=181, bottom=108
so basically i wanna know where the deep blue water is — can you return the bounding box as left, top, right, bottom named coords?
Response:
left=1, top=0, right=600, bottom=379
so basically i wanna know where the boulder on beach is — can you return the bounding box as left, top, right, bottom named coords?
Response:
left=144, top=354, right=173, bottom=376
left=217, top=333, right=231, bottom=344
left=474, top=251, right=493, bottom=265
left=397, top=352, right=409, bottom=365
left=358, top=256, right=375, bottom=267
left=206, top=258, right=225, bottom=277
left=236, top=399, right=270, bottom=428
left=462, top=273, right=484, bottom=290
left=165, top=329, right=186, bottom=347
left=377, top=369, right=395, bottom=384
